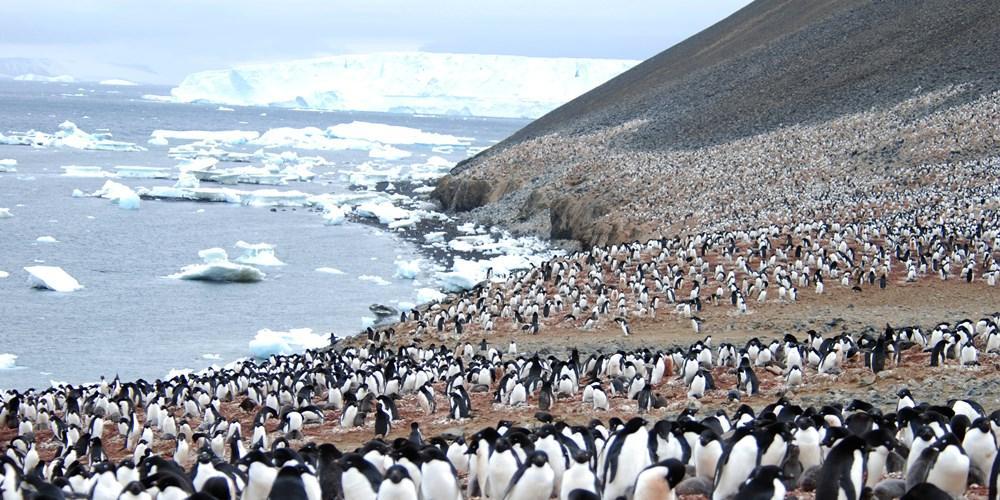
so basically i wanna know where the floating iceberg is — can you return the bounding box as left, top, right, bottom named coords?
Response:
left=170, top=52, right=639, bottom=119
left=36, top=236, right=59, bottom=243
left=201, top=353, right=222, bottom=360
left=0, top=208, right=12, bottom=219
left=150, top=129, right=259, bottom=144
left=6, top=121, right=146, bottom=152
left=369, top=144, right=411, bottom=160
left=354, top=202, right=414, bottom=225
left=0, top=159, right=16, bottom=172
left=25, top=266, right=84, bottom=292
left=61, top=165, right=114, bottom=177
left=99, top=79, right=138, bottom=86
left=115, top=166, right=172, bottom=178
left=328, top=121, right=468, bottom=146
left=322, top=205, right=347, bottom=225
left=0, top=270, right=9, bottom=278
left=87, top=180, right=141, bottom=209
left=14, top=74, right=75, bottom=83
left=0, top=354, right=18, bottom=370
left=249, top=328, right=328, bottom=358
left=315, top=267, right=344, bottom=275
left=233, top=241, right=286, bottom=266
left=169, top=248, right=265, bottom=283
left=359, top=275, right=390, bottom=286
left=394, top=259, right=421, bottom=279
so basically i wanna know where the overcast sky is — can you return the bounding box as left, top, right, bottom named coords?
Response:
left=1, top=1, right=754, bottom=84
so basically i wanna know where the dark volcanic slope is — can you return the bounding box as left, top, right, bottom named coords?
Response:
left=436, top=0, right=1000, bottom=246
left=471, top=0, right=999, bottom=159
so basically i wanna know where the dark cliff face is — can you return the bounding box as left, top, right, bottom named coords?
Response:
left=434, top=0, right=1000, bottom=246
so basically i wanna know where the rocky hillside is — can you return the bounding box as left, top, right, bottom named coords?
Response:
left=434, top=0, right=1000, bottom=246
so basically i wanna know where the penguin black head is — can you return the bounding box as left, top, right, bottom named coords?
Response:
left=527, top=450, right=548, bottom=468
left=385, top=464, right=410, bottom=484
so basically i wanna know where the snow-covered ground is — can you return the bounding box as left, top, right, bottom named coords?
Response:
left=168, top=52, right=638, bottom=119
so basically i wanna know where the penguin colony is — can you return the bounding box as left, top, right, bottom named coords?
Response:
left=2, top=311, right=1000, bottom=499
left=440, top=86, right=1000, bottom=245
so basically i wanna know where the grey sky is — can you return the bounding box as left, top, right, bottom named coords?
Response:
left=0, top=1, right=754, bottom=84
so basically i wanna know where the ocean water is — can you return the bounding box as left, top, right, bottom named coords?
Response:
left=0, top=80, right=526, bottom=390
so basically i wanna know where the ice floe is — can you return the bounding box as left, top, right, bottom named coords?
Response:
left=0, top=159, right=17, bottom=172
left=0, top=354, right=19, bottom=370
left=169, top=248, right=265, bottom=283
left=99, top=79, right=138, bottom=86
left=0, top=208, right=12, bottom=219
left=248, top=328, right=328, bottom=358
left=14, top=74, right=74, bottom=83
left=327, top=121, right=469, bottom=146
left=359, top=275, right=391, bottom=286
left=150, top=129, right=260, bottom=144
left=85, top=180, right=141, bottom=209
left=24, top=266, right=84, bottom=292
left=0, top=121, right=145, bottom=152
left=114, top=166, right=172, bottom=178
left=315, top=267, right=344, bottom=275
left=233, top=241, right=286, bottom=266
left=36, top=236, right=59, bottom=243
left=201, top=353, right=222, bottom=360
left=62, top=165, right=114, bottom=178
left=393, top=259, right=421, bottom=279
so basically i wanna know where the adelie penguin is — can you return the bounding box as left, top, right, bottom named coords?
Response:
left=816, top=435, right=868, bottom=500
left=377, top=465, right=419, bottom=500
left=734, top=465, right=786, bottom=500
left=502, top=451, right=555, bottom=500
left=631, top=459, right=686, bottom=500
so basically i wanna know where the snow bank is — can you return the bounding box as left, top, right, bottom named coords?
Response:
left=233, top=241, right=286, bottom=266
left=170, top=52, right=639, bottom=119
left=249, top=328, right=328, bottom=358
left=415, top=287, right=446, bottom=304
left=169, top=248, right=265, bottom=283
left=0, top=159, right=16, bottom=172
left=394, top=259, right=421, bottom=279
left=0, top=354, right=19, bottom=370
left=99, top=79, right=138, bottom=86
left=25, top=266, right=84, bottom=292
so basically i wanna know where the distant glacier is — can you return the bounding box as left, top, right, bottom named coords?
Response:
left=169, top=52, right=639, bottom=119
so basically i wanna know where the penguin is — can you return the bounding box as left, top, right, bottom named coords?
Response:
left=340, top=453, right=381, bottom=500
left=538, top=380, right=555, bottom=411
left=815, top=435, right=867, bottom=500
left=631, top=459, right=685, bottom=500
left=687, top=369, right=714, bottom=399
left=602, top=417, right=652, bottom=500
left=487, top=438, right=522, bottom=500
left=694, top=430, right=724, bottom=481
left=737, top=359, right=759, bottom=396
left=900, top=482, right=953, bottom=500
left=785, top=366, right=803, bottom=388
left=963, top=417, right=997, bottom=484
left=560, top=450, right=598, bottom=500
left=734, top=465, right=785, bottom=500
left=269, top=464, right=322, bottom=500
left=378, top=464, right=418, bottom=500
left=419, top=446, right=462, bottom=500
left=713, top=426, right=759, bottom=500
left=502, top=451, right=555, bottom=500
left=374, top=400, right=393, bottom=438
left=922, top=433, right=969, bottom=498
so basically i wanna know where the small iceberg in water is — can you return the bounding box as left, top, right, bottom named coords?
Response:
left=25, top=265, right=84, bottom=292
left=169, top=248, right=265, bottom=283
left=249, top=328, right=328, bottom=358
left=233, top=241, right=286, bottom=266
